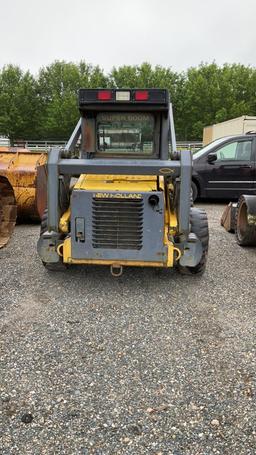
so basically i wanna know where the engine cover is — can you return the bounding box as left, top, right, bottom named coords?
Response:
left=70, top=190, right=167, bottom=262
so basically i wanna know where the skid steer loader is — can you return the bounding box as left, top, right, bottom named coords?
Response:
left=37, top=89, right=209, bottom=275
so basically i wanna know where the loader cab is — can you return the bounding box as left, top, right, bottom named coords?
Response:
left=79, top=89, right=172, bottom=160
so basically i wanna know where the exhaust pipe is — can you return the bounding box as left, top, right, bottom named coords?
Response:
left=110, top=264, right=123, bottom=277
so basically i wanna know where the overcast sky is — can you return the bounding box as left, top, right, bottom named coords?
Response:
left=1, top=0, right=256, bottom=74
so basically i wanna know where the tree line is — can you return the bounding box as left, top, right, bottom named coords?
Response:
left=0, top=61, right=255, bottom=142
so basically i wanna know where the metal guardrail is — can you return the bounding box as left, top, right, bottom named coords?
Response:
left=0, top=137, right=10, bottom=147
left=176, top=142, right=203, bottom=152
left=0, top=139, right=67, bottom=149
left=20, top=141, right=67, bottom=150
left=0, top=139, right=203, bottom=152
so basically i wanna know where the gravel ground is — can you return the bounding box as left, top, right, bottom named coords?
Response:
left=0, top=202, right=255, bottom=455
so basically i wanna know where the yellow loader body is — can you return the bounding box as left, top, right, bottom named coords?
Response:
left=59, top=174, right=179, bottom=268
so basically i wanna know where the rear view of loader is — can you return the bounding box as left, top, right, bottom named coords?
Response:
left=38, top=88, right=209, bottom=275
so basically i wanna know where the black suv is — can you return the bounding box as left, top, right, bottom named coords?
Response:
left=192, top=133, right=256, bottom=200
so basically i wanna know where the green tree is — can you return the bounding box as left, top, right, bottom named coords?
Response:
left=0, top=65, right=39, bottom=143
left=1, top=61, right=256, bottom=142
left=37, top=60, right=107, bottom=140
left=219, top=64, right=255, bottom=119
left=181, top=63, right=256, bottom=140
left=109, top=63, right=185, bottom=138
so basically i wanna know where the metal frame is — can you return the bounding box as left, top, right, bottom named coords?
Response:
left=169, top=103, right=177, bottom=152
left=64, top=119, right=81, bottom=155
left=46, top=98, right=192, bottom=240
left=47, top=147, right=63, bottom=231
left=58, top=158, right=181, bottom=176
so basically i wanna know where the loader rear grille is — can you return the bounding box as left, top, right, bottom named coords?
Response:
left=92, top=198, right=143, bottom=250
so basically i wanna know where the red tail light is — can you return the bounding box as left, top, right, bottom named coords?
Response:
left=135, top=90, right=149, bottom=101
left=97, top=90, right=112, bottom=100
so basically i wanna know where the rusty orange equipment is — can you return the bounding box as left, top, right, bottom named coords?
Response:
left=0, top=175, right=17, bottom=248
left=0, top=147, right=47, bottom=220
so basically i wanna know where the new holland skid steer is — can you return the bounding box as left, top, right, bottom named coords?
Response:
left=37, top=89, right=209, bottom=275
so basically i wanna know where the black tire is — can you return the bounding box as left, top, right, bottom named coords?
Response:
left=235, top=195, right=256, bottom=246
left=40, top=209, right=48, bottom=236
left=177, top=208, right=209, bottom=275
left=40, top=209, right=67, bottom=271
left=191, top=180, right=198, bottom=202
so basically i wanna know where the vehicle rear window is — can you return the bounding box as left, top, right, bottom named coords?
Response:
left=96, top=113, right=154, bottom=155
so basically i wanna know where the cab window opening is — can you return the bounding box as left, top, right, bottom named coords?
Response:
left=96, top=112, right=155, bottom=156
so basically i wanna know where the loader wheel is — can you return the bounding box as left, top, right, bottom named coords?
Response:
left=177, top=208, right=209, bottom=275
left=40, top=209, right=48, bottom=236
left=40, top=209, right=67, bottom=271
left=235, top=195, right=256, bottom=246
left=191, top=181, right=198, bottom=202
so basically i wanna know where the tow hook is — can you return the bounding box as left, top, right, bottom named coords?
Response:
left=110, top=264, right=123, bottom=277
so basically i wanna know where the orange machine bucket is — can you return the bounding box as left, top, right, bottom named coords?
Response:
left=0, top=176, right=17, bottom=248
left=0, top=147, right=47, bottom=220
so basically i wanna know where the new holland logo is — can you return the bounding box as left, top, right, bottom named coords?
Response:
left=94, top=192, right=142, bottom=199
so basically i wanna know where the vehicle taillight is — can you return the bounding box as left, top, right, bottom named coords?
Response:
left=97, top=90, right=112, bottom=101
left=135, top=90, right=149, bottom=101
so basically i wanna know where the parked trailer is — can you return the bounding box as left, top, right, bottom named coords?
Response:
left=203, top=116, right=256, bottom=145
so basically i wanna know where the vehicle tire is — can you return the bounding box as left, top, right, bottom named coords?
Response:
left=177, top=208, right=209, bottom=275
left=191, top=180, right=198, bottom=202
left=235, top=195, right=256, bottom=246
left=40, top=209, right=67, bottom=271
left=40, top=209, right=48, bottom=236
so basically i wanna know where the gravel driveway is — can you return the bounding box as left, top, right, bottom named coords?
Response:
left=0, top=203, right=255, bottom=455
